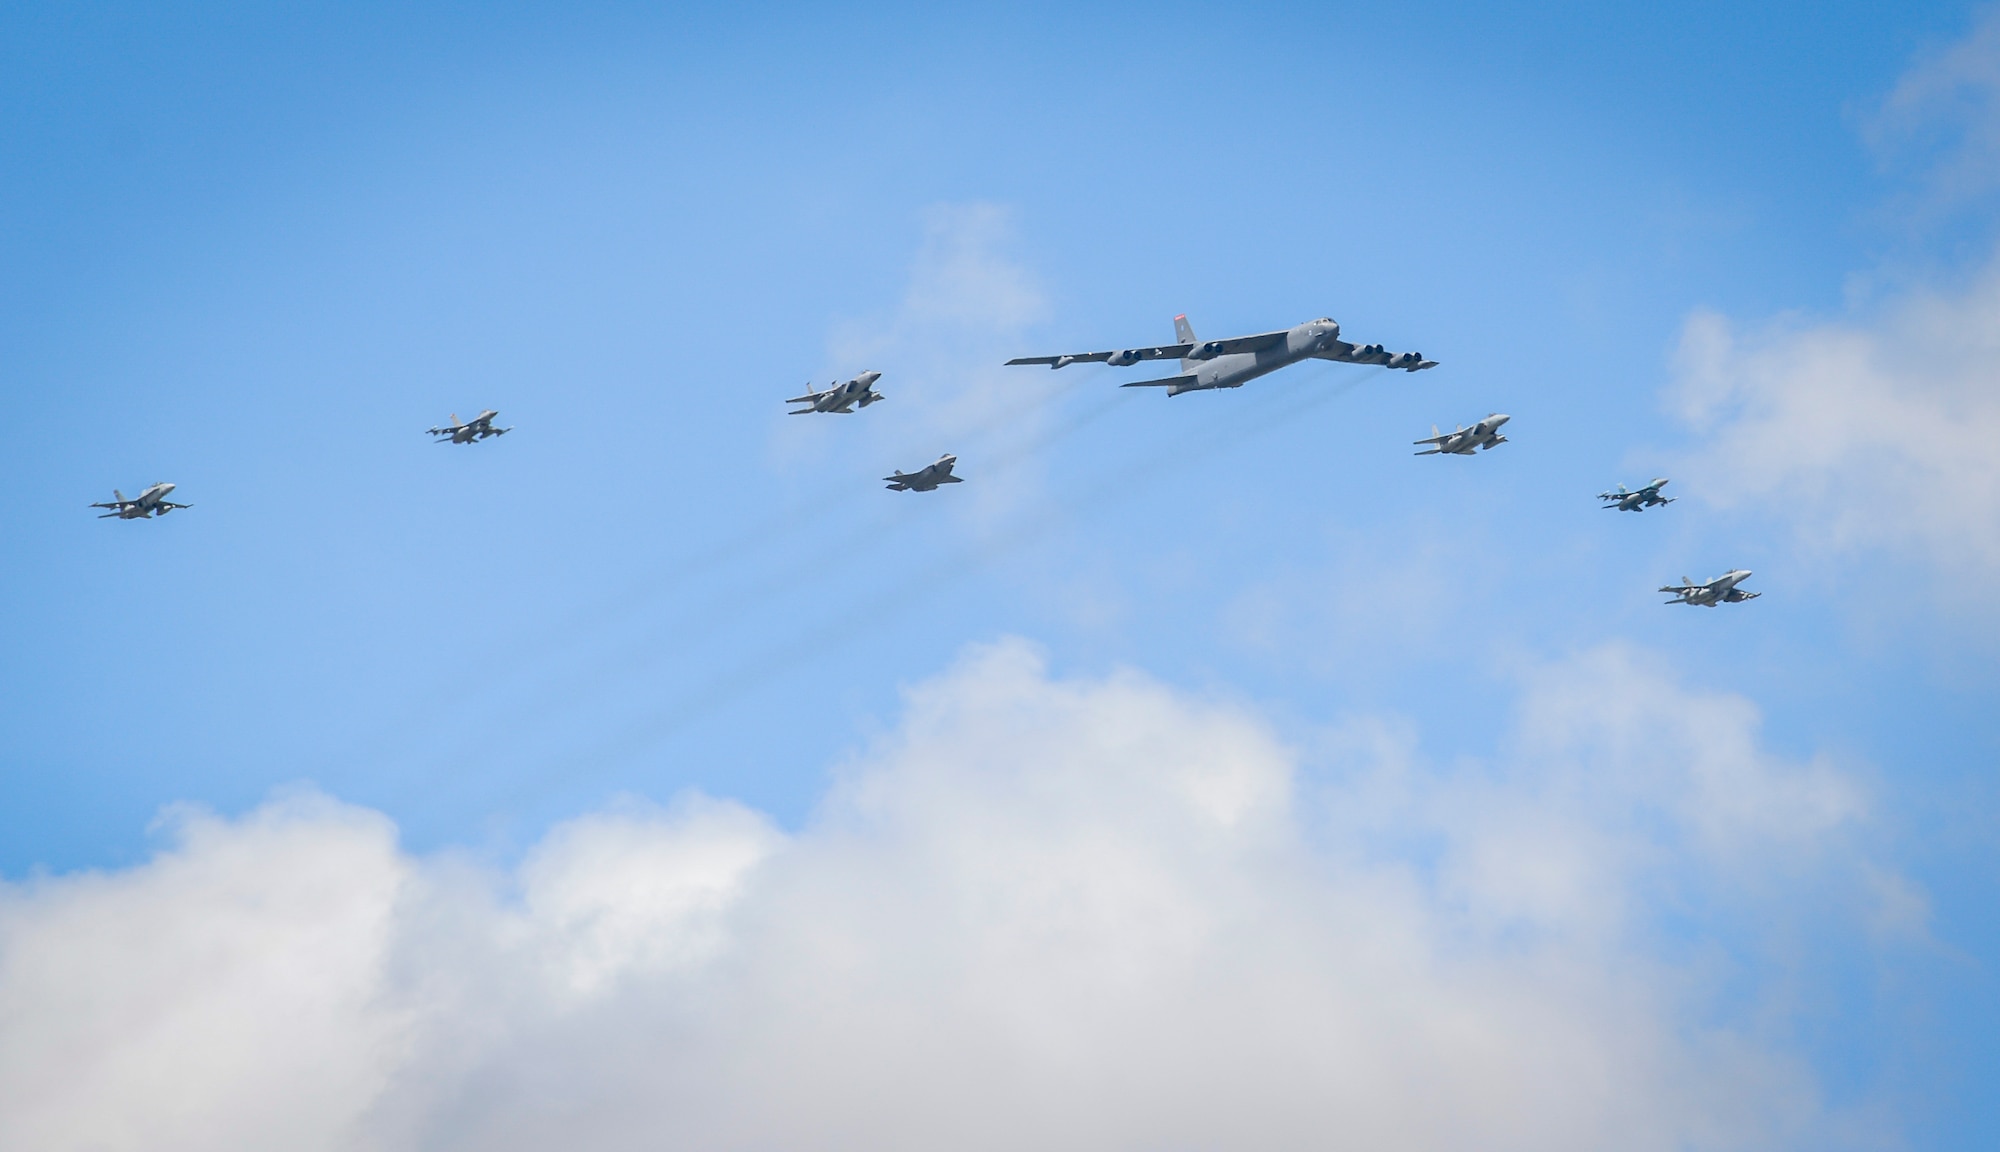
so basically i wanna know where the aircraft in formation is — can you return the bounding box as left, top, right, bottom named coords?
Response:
left=1600, top=478, right=1673, bottom=511
left=788, top=371, right=884, bottom=415
left=884, top=454, right=962, bottom=492
left=88, top=310, right=1754, bottom=608
left=1660, top=570, right=1758, bottom=608
left=427, top=410, right=511, bottom=444
left=1414, top=413, right=1510, bottom=455
left=91, top=483, right=190, bottom=519
left=1006, top=315, right=1434, bottom=397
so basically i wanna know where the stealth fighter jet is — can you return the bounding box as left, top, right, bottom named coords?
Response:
left=1660, top=570, right=1759, bottom=607
left=1600, top=478, right=1674, bottom=511
left=1006, top=315, right=1434, bottom=397
left=1415, top=414, right=1510, bottom=455
left=428, top=410, right=511, bottom=443
left=788, top=371, right=885, bottom=414
left=92, top=483, right=190, bottom=519
left=885, top=454, right=962, bottom=492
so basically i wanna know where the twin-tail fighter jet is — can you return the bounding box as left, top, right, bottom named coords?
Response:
left=788, top=371, right=884, bottom=415
left=1660, top=570, right=1759, bottom=607
left=1600, top=478, right=1673, bottom=511
left=884, top=454, right=962, bottom=492
left=92, top=483, right=190, bottom=519
left=1415, top=414, right=1510, bottom=455
left=427, top=410, right=511, bottom=444
left=1006, top=315, right=1435, bottom=397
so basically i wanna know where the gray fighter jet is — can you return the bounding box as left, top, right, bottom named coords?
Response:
left=884, top=454, right=962, bottom=492
left=1006, top=315, right=1435, bottom=397
left=1660, top=570, right=1759, bottom=607
left=1415, top=414, right=1510, bottom=455
left=92, top=482, right=190, bottom=519
left=428, top=410, right=511, bottom=443
left=1600, top=478, right=1673, bottom=511
left=788, top=371, right=884, bottom=415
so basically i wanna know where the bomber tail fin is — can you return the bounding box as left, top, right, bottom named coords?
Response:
left=1174, top=314, right=1197, bottom=369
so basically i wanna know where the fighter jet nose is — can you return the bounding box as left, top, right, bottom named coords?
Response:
left=1491, top=414, right=1511, bottom=426
left=861, top=371, right=882, bottom=384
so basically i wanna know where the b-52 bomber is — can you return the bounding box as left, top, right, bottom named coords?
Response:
left=428, top=410, right=511, bottom=444
left=1006, top=315, right=1435, bottom=397
left=884, top=454, right=962, bottom=492
left=1600, top=478, right=1673, bottom=511
left=1660, top=570, right=1759, bottom=607
left=92, top=482, right=190, bottom=519
left=1415, top=414, right=1510, bottom=455
left=788, top=371, right=884, bottom=415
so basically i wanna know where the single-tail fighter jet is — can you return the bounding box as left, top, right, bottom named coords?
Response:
left=1600, top=478, right=1674, bottom=511
left=1006, top=315, right=1434, bottom=397
left=428, top=410, right=511, bottom=443
left=788, top=371, right=884, bottom=414
left=1415, top=414, right=1510, bottom=455
left=1660, top=570, right=1759, bottom=607
left=92, top=483, right=190, bottom=519
left=884, top=454, right=963, bottom=492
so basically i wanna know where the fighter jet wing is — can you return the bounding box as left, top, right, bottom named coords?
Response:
left=1006, top=344, right=1194, bottom=367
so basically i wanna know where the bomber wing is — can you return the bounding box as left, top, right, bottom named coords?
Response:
left=1185, top=329, right=1291, bottom=357
left=1317, top=341, right=1437, bottom=371
left=1006, top=329, right=1297, bottom=369
left=1007, top=344, right=1193, bottom=369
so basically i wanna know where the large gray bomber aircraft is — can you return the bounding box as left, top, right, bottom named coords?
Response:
left=884, top=454, right=962, bottom=492
left=1660, top=570, right=1759, bottom=607
left=1007, top=315, right=1435, bottom=396
left=428, top=410, right=511, bottom=444
left=1600, top=478, right=1673, bottom=511
left=1415, top=414, right=1510, bottom=455
left=92, top=482, right=190, bottom=519
left=788, top=371, right=884, bottom=415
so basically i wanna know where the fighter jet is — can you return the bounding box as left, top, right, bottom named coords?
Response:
left=1600, top=478, right=1673, bottom=511
left=884, top=454, right=962, bottom=492
left=1006, top=315, right=1435, bottom=397
left=427, top=410, right=511, bottom=443
left=91, top=483, right=190, bottom=519
left=1415, top=414, right=1510, bottom=455
left=788, top=371, right=885, bottom=415
left=1660, top=570, right=1760, bottom=607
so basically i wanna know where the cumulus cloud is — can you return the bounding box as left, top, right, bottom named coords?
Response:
left=0, top=641, right=1893, bottom=1151
left=1669, top=263, right=2000, bottom=583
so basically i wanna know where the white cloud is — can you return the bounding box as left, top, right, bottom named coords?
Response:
left=0, top=640, right=1895, bottom=1151
left=1669, top=260, right=2000, bottom=584
left=1865, top=9, right=2000, bottom=217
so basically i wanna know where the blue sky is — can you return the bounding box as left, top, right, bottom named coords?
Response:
left=3, top=3, right=1998, bottom=1149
